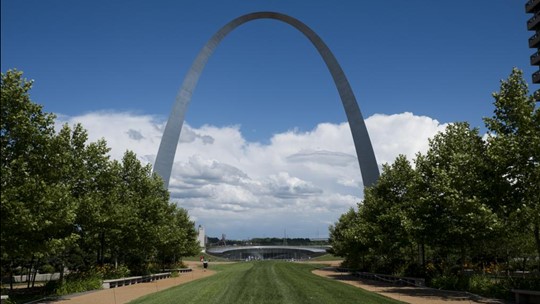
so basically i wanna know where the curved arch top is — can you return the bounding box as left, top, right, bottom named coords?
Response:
left=154, top=11, right=380, bottom=189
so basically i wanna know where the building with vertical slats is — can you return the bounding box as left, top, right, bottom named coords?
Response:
left=526, top=0, right=540, bottom=88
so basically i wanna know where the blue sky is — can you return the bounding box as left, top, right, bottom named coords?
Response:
left=1, top=1, right=536, bottom=239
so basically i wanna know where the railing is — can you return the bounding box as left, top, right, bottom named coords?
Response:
left=531, top=51, right=540, bottom=66
left=335, top=268, right=425, bottom=287
left=529, top=33, right=540, bottom=48
left=351, top=271, right=425, bottom=287
left=526, top=0, right=540, bottom=14
left=12, top=272, right=61, bottom=282
left=533, top=70, right=540, bottom=83
left=528, top=12, right=540, bottom=31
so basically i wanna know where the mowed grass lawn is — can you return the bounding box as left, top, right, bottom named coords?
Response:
left=129, top=261, right=404, bottom=304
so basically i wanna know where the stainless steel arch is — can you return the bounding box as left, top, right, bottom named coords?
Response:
left=154, top=11, right=380, bottom=189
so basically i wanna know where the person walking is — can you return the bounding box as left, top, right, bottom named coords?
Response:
left=202, top=258, right=208, bottom=271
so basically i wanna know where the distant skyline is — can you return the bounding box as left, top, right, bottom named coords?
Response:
left=1, top=1, right=537, bottom=239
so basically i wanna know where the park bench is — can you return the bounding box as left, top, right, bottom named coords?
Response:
left=512, top=289, right=540, bottom=304
left=177, top=268, right=192, bottom=273
left=162, top=268, right=193, bottom=273
left=102, top=272, right=171, bottom=289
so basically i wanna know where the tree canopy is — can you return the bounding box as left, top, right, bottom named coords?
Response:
left=330, top=68, right=540, bottom=282
left=1, top=70, right=200, bottom=288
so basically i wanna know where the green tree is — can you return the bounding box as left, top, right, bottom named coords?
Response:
left=115, top=151, right=172, bottom=273
left=52, top=124, right=122, bottom=270
left=2, top=69, right=202, bottom=286
left=329, top=207, right=370, bottom=269
left=360, top=155, right=420, bottom=274
left=413, top=123, right=499, bottom=270
left=156, top=206, right=200, bottom=267
left=483, top=68, right=540, bottom=266
left=1, top=70, right=78, bottom=287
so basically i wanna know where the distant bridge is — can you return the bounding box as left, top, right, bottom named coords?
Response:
left=206, top=245, right=330, bottom=260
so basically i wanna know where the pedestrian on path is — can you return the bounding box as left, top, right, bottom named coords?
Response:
left=203, top=258, right=208, bottom=271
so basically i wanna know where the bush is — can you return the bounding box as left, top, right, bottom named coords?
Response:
left=429, top=274, right=539, bottom=300
left=468, top=275, right=493, bottom=296
left=38, top=264, right=56, bottom=274
left=396, top=262, right=424, bottom=278
left=430, top=274, right=469, bottom=290
left=44, top=272, right=102, bottom=296
left=94, top=264, right=130, bottom=279
left=499, top=276, right=540, bottom=295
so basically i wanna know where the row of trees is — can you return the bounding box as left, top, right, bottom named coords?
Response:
left=1, top=70, right=200, bottom=288
left=330, top=68, right=539, bottom=278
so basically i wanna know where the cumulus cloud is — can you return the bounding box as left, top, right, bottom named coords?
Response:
left=366, top=112, right=447, bottom=165
left=57, top=111, right=447, bottom=239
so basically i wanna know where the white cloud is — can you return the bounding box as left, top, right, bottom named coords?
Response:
left=56, top=111, right=164, bottom=163
left=57, top=111, right=447, bottom=239
left=366, top=112, right=447, bottom=165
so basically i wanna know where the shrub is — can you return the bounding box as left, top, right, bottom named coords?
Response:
left=468, top=275, right=492, bottom=296
left=501, top=276, right=540, bottom=293
left=397, top=262, right=424, bottom=278
left=94, top=264, right=130, bottom=279
left=38, top=264, right=56, bottom=274
left=430, top=274, right=469, bottom=290
left=431, top=275, right=457, bottom=290
left=44, top=272, right=102, bottom=296
left=430, top=274, right=537, bottom=300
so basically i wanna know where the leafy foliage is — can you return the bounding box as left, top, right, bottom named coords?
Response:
left=330, top=68, right=540, bottom=298
left=1, top=70, right=200, bottom=294
left=484, top=68, right=540, bottom=264
left=44, top=271, right=102, bottom=296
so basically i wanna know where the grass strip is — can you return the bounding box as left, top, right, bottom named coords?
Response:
left=129, top=261, right=404, bottom=304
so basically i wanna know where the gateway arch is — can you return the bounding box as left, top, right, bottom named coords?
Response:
left=154, top=12, right=380, bottom=189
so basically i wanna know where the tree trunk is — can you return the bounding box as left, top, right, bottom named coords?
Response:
left=9, top=260, right=14, bottom=291
left=26, top=266, right=31, bottom=288
left=26, top=256, right=34, bottom=289
left=522, top=257, right=528, bottom=277
left=99, top=231, right=106, bottom=265
left=59, top=262, right=65, bottom=283
left=534, top=222, right=540, bottom=271
left=461, top=246, right=466, bottom=272
left=418, top=243, right=426, bottom=266
left=31, top=266, right=38, bottom=288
